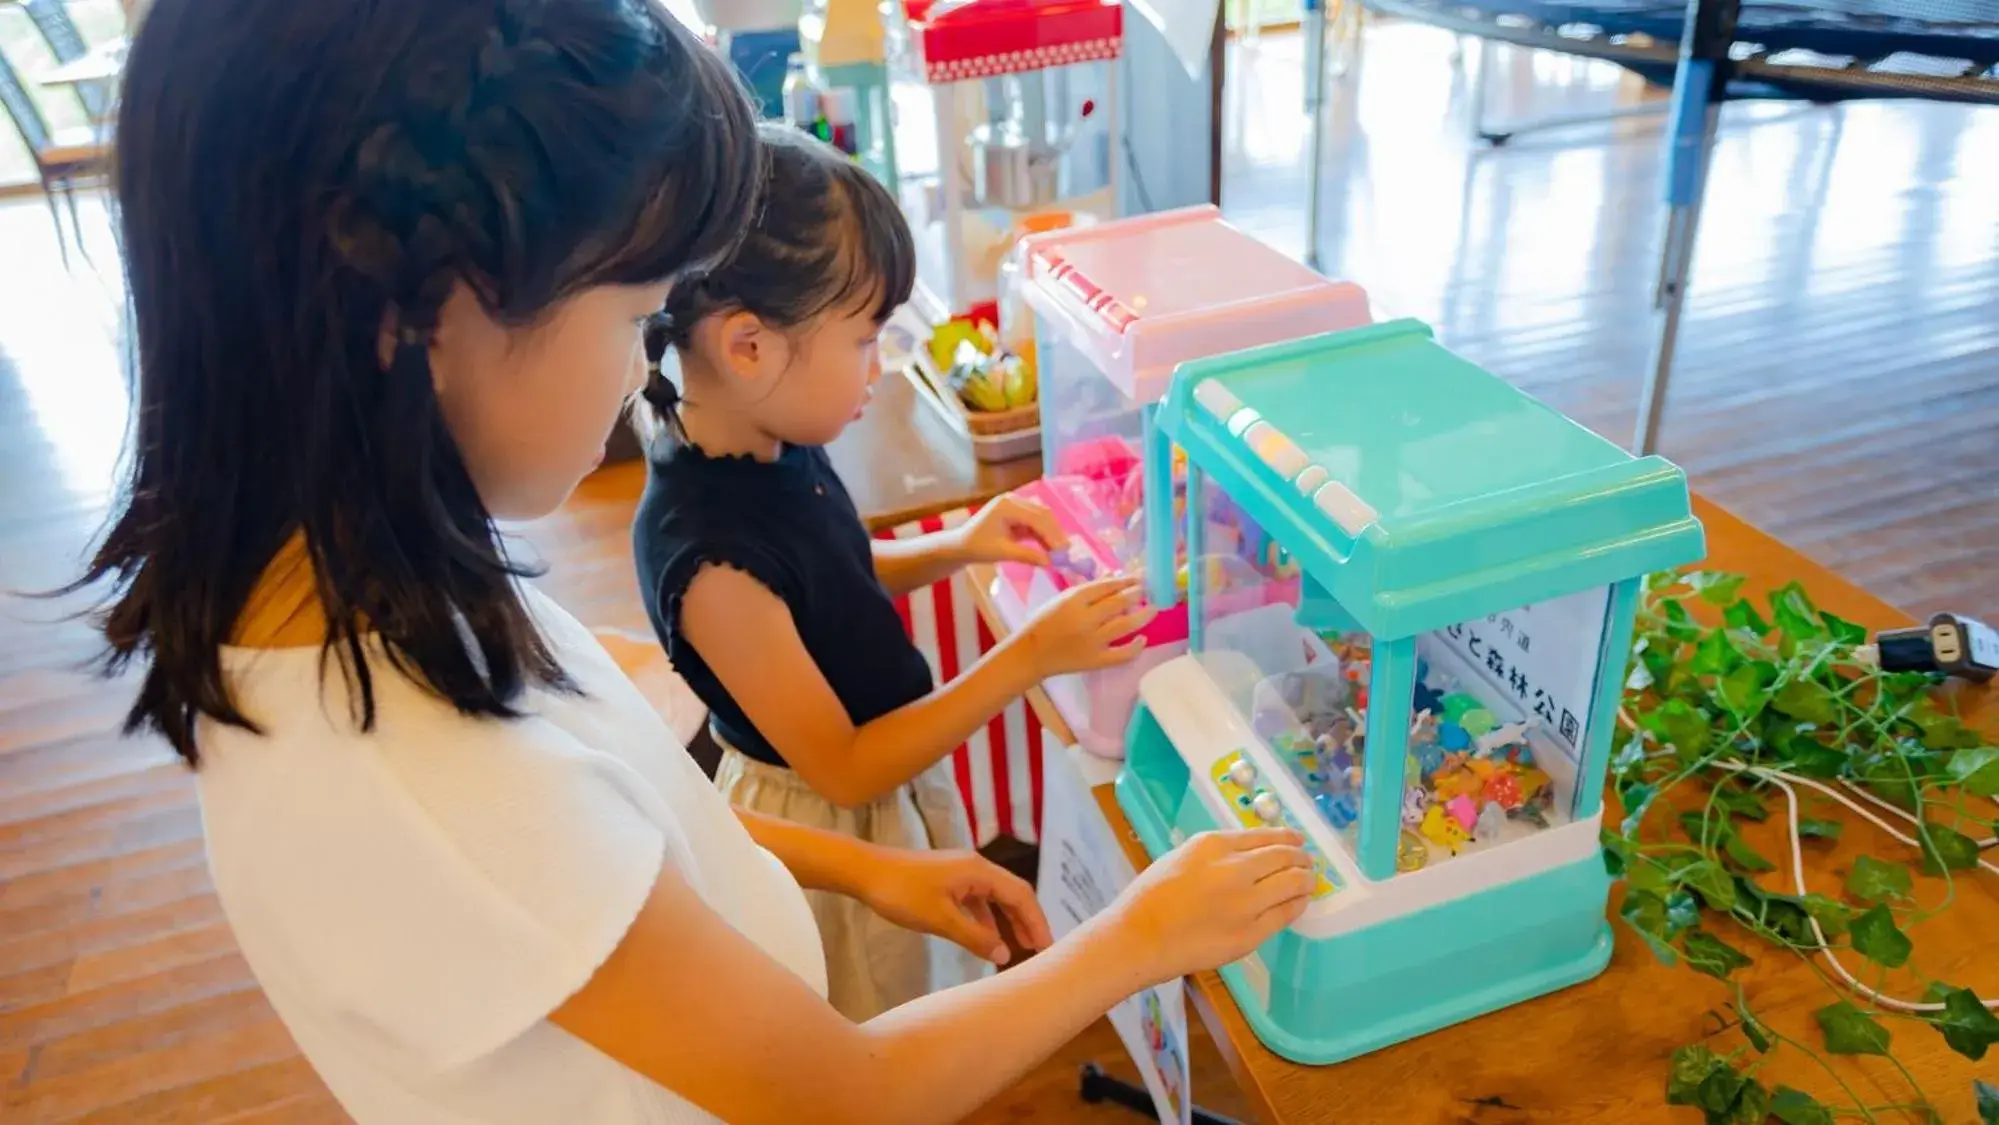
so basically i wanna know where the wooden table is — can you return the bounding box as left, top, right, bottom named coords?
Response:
left=969, top=496, right=1997, bottom=1124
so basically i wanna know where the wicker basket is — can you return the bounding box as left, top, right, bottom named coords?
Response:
left=903, top=355, right=1042, bottom=463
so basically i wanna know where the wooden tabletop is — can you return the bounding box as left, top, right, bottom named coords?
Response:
left=968, top=496, right=1996, bottom=1123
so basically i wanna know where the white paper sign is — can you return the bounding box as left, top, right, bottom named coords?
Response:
left=1432, top=585, right=1612, bottom=762
left=1037, top=741, right=1192, bottom=1125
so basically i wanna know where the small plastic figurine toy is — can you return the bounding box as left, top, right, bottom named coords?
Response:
left=1419, top=803, right=1472, bottom=855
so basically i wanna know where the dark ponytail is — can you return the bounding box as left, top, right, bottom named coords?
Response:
left=639, top=314, right=685, bottom=442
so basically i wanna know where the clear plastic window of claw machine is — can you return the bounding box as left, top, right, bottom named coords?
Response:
left=1389, top=588, right=1612, bottom=870
left=1187, top=473, right=1614, bottom=875
left=1183, top=477, right=1375, bottom=846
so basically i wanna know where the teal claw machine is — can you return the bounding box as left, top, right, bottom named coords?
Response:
left=1115, top=319, right=1706, bottom=1065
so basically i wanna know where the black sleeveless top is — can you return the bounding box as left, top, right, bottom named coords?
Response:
left=633, top=438, right=937, bottom=768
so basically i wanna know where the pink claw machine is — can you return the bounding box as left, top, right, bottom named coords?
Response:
left=885, top=0, right=1124, bottom=330
left=991, top=206, right=1374, bottom=757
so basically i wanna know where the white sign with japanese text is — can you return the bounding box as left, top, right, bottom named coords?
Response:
left=1435, top=585, right=1612, bottom=761
left=1037, top=741, right=1192, bottom=1125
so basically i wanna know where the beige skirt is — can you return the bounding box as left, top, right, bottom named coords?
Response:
left=714, top=741, right=991, bottom=1022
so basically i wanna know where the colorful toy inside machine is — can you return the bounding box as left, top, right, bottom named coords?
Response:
left=1257, top=637, right=1558, bottom=873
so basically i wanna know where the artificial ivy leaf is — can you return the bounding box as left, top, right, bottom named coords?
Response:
left=1640, top=639, right=1679, bottom=696
left=1800, top=893, right=1853, bottom=939
left=1849, top=904, right=1913, bottom=969
left=1692, top=629, right=1741, bottom=676
left=1618, top=779, right=1658, bottom=837
left=1819, top=611, right=1868, bottom=646
left=1627, top=858, right=1671, bottom=894
left=1946, top=747, right=1999, bottom=798
left=1773, top=679, right=1839, bottom=725
left=1680, top=810, right=1733, bottom=849
left=1712, top=784, right=1771, bottom=822
left=1932, top=986, right=1999, bottom=1061
left=1683, top=928, right=1753, bottom=980
left=1908, top=703, right=1983, bottom=751
left=1723, top=832, right=1776, bottom=874
left=1647, top=699, right=1712, bottom=761
left=1718, top=662, right=1776, bottom=719
left=1976, top=1079, right=1999, bottom=1125
left=1770, top=1086, right=1835, bottom=1125
left=1662, top=598, right=1703, bottom=642
left=1690, top=571, right=1747, bottom=606
left=1846, top=855, right=1913, bottom=902
left=1736, top=995, right=1772, bottom=1053
left=1600, top=830, right=1630, bottom=877
left=1724, top=1077, right=1771, bottom=1124
left=1852, top=753, right=1924, bottom=811
left=1797, top=818, right=1843, bottom=840
left=1619, top=890, right=1680, bottom=965
left=1768, top=582, right=1826, bottom=644
left=1816, top=1001, right=1891, bottom=1055
left=1666, top=1043, right=1724, bottom=1106
left=1731, top=877, right=1821, bottom=950
left=1919, top=823, right=1981, bottom=875
left=1665, top=889, right=1703, bottom=936
left=1679, top=858, right=1737, bottom=911
left=1695, top=1064, right=1747, bottom=1115
left=1723, top=598, right=1771, bottom=637
left=1612, top=734, right=1648, bottom=776
left=1780, top=735, right=1848, bottom=780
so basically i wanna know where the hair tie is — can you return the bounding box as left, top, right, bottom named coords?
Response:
left=644, top=316, right=673, bottom=372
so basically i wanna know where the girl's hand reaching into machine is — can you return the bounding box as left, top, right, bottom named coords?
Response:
left=1100, top=828, right=1314, bottom=985
left=1017, top=576, right=1155, bottom=679
left=952, top=494, right=1068, bottom=567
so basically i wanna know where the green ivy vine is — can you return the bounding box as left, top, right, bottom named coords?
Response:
left=1605, top=571, right=1999, bottom=1124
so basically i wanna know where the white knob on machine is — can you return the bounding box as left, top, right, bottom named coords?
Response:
left=1229, top=758, right=1259, bottom=788
left=1250, top=791, right=1283, bottom=825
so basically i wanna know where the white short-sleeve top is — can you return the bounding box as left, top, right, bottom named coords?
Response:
left=197, top=588, right=826, bottom=1123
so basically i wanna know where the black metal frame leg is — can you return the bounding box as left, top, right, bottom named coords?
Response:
left=1078, top=1062, right=1243, bottom=1125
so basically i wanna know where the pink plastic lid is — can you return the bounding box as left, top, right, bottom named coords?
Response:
left=1019, top=205, right=1372, bottom=403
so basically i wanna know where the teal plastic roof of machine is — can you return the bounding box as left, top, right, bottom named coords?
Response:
left=1152, top=318, right=1706, bottom=640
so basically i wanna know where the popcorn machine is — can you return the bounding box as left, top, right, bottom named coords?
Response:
left=1116, top=319, right=1705, bottom=1063
left=885, top=0, right=1124, bottom=325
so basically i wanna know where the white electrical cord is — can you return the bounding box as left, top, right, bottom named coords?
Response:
left=1838, top=775, right=1999, bottom=850
left=1709, top=761, right=1998, bottom=1015
left=1617, top=709, right=1998, bottom=1014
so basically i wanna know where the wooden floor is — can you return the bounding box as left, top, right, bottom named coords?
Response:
left=3, top=23, right=1996, bottom=1124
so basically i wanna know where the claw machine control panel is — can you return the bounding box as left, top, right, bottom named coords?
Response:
left=1115, top=319, right=1706, bottom=1065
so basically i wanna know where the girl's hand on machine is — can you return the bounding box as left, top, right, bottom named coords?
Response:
left=1106, top=829, right=1313, bottom=984
left=858, top=847, right=1052, bottom=967
left=953, top=494, right=1069, bottom=566
left=1018, top=576, right=1155, bottom=678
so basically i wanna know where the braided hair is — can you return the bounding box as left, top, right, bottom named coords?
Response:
left=79, top=0, right=761, bottom=765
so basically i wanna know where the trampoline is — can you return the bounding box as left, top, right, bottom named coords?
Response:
left=1299, top=0, right=1999, bottom=452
